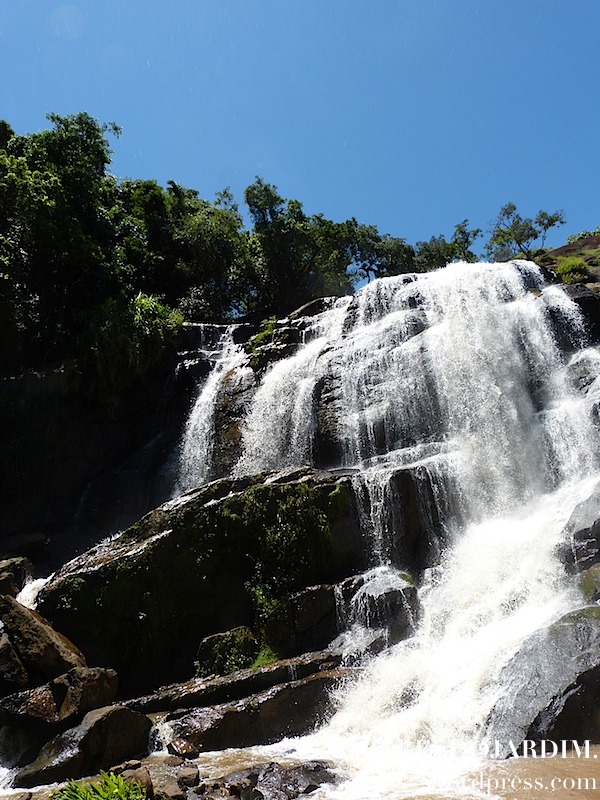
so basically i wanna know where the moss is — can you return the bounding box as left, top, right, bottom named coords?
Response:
left=580, top=564, right=600, bottom=602
left=251, top=645, right=278, bottom=669
left=244, top=316, right=277, bottom=355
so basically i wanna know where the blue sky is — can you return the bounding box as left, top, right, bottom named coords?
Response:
left=1, top=0, right=599, bottom=250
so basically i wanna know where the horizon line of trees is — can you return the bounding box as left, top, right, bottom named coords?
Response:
left=0, top=112, right=567, bottom=391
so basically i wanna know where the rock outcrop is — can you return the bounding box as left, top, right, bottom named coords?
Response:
left=37, top=468, right=366, bottom=695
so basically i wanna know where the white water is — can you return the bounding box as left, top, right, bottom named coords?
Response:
left=176, top=261, right=600, bottom=798
left=176, top=325, right=249, bottom=493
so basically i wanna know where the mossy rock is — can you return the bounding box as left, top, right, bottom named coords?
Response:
left=195, top=626, right=259, bottom=677
left=37, top=469, right=363, bottom=695
left=579, top=564, right=600, bottom=602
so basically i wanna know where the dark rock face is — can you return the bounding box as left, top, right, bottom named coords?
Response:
left=37, top=469, right=366, bottom=695
left=0, top=557, right=33, bottom=597
left=13, top=705, right=152, bottom=788
left=486, top=606, right=600, bottom=756
left=560, top=284, right=600, bottom=344
left=0, top=633, right=29, bottom=697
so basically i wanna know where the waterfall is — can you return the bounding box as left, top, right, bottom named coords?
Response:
left=175, top=325, right=249, bottom=493
left=176, top=261, right=600, bottom=798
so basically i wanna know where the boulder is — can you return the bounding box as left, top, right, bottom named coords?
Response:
left=165, top=669, right=352, bottom=751
left=195, top=626, right=259, bottom=677
left=486, top=606, right=600, bottom=756
left=286, top=584, right=338, bottom=655
left=111, top=761, right=155, bottom=799
left=0, top=594, right=85, bottom=685
left=13, top=705, right=152, bottom=788
left=0, top=666, right=118, bottom=732
left=0, top=557, right=33, bottom=597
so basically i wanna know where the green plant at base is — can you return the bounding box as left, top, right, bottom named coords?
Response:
left=49, top=771, right=147, bottom=800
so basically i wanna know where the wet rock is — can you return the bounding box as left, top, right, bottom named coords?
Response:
left=339, top=568, right=419, bottom=645
left=211, top=365, right=257, bottom=479
left=200, top=760, right=339, bottom=800
left=0, top=633, right=29, bottom=697
left=167, top=737, right=199, bottom=759
left=560, top=283, right=600, bottom=344
left=165, top=669, right=352, bottom=751
left=289, top=297, right=337, bottom=320
left=177, top=765, right=199, bottom=788
left=486, top=606, right=600, bottom=756
left=154, top=782, right=185, bottom=800
left=0, top=557, right=34, bottom=597
left=556, top=481, right=600, bottom=573
left=579, top=563, right=600, bottom=602
left=527, top=663, right=600, bottom=744
left=124, top=649, right=344, bottom=714
left=286, top=584, right=338, bottom=655
left=0, top=666, right=118, bottom=732
left=13, top=705, right=152, bottom=788
left=0, top=595, right=86, bottom=686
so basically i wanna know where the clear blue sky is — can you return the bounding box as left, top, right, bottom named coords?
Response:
left=1, top=0, right=598, bottom=251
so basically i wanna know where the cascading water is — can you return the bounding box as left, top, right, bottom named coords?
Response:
left=176, top=261, right=600, bottom=798
left=175, top=325, right=249, bottom=493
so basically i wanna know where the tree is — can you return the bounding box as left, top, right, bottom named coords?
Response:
left=244, top=177, right=354, bottom=317
left=449, top=219, right=482, bottom=262
left=350, top=223, right=415, bottom=282
left=485, top=202, right=565, bottom=261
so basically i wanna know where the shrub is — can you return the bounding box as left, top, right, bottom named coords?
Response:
left=84, top=292, right=182, bottom=405
left=49, top=771, right=147, bottom=800
left=555, top=256, right=590, bottom=285
left=567, top=226, right=600, bottom=244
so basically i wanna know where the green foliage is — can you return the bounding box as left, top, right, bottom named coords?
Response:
left=567, top=226, right=600, bottom=244
left=49, top=771, right=147, bottom=800
left=555, top=255, right=590, bottom=284
left=83, top=292, right=182, bottom=405
left=485, top=202, right=565, bottom=261
left=350, top=222, right=415, bottom=281
left=244, top=316, right=277, bottom=351
left=251, top=645, right=279, bottom=669
left=0, top=382, right=68, bottom=494
left=243, top=177, right=354, bottom=316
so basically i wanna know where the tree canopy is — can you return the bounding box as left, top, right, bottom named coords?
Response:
left=0, top=112, right=571, bottom=392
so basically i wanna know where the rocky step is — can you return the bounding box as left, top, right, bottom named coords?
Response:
left=124, top=649, right=345, bottom=714
left=163, top=667, right=354, bottom=753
